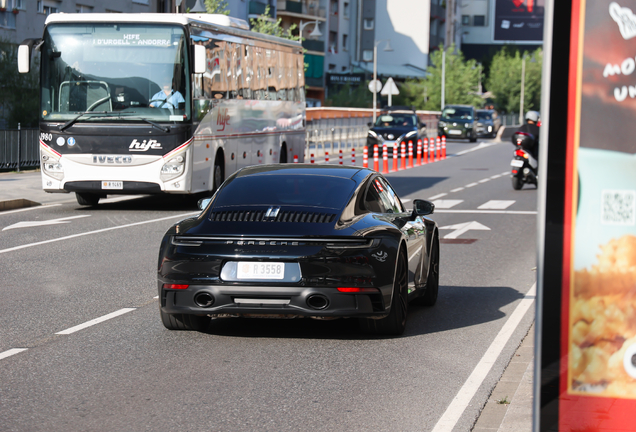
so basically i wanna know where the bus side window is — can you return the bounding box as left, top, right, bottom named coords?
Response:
left=242, top=44, right=253, bottom=100
left=203, top=39, right=227, bottom=100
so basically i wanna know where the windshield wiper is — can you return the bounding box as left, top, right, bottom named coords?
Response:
left=136, top=117, right=170, bottom=133
left=59, top=111, right=109, bottom=131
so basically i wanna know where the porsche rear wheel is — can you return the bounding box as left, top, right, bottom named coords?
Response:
left=160, top=307, right=211, bottom=332
left=359, top=250, right=408, bottom=336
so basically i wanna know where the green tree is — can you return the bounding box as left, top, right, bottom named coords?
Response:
left=325, top=82, right=373, bottom=108
left=396, top=45, right=483, bottom=111
left=0, top=40, right=39, bottom=128
left=204, top=0, right=230, bottom=15
left=486, top=47, right=542, bottom=115
left=250, top=5, right=298, bottom=40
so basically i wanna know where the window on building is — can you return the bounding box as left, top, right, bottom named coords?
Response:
left=473, top=15, right=486, bottom=26
left=37, top=1, right=43, bottom=13
left=342, top=34, right=348, bottom=51
left=328, top=63, right=336, bottom=71
left=462, top=15, right=470, bottom=26
left=42, top=2, right=59, bottom=15
left=329, top=31, right=337, bottom=54
left=343, top=2, right=349, bottom=18
left=341, top=66, right=347, bottom=71
left=14, top=0, right=25, bottom=10
left=363, top=18, right=374, bottom=30
left=362, top=49, right=373, bottom=62
left=330, top=0, right=337, bottom=14
left=76, top=4, right=93, bottom=12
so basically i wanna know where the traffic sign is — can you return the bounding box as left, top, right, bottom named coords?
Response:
left=381, top=77, right=399, bottom=96
left=368, top=79, right=382, bottom=93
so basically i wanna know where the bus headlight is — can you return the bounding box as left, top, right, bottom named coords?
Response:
left=161, top=155, right=185, bottom=181
left=43, top=159, right=64, bottom=180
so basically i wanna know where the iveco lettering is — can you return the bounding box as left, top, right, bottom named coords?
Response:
left=157, top=165, right=441, bottom=336
left=18, top=13, right=306, bottom=206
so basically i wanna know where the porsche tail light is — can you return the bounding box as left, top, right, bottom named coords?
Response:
left=337, top=287, right=380, bottom=293
left=163, top=284, right=189, bottom=289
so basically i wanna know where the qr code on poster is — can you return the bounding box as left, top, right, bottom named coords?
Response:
left=601, top=190, right=636, bottom=225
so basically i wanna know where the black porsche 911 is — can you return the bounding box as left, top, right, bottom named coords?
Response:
left=157, top=164, right=440, bottom=335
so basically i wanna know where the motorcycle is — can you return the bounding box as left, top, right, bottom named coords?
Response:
left=510, top=131, right=538, bottom=190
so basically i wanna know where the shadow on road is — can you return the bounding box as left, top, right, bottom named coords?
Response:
left=199, top=284, right=524, bottom=340
left=72, top=194, right=204, bottom=212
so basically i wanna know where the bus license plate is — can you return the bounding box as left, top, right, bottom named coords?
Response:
left=237, top=262, right=285, bottom=280
left=102, top=181, right=123, bottom=190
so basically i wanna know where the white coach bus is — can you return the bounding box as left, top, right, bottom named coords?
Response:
left=18, top=13, right=306, bottom=206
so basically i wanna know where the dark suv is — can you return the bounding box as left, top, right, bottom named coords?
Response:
left=438, top=105, right=477, bottom=142
left=366, top=106, right=426, bottom=154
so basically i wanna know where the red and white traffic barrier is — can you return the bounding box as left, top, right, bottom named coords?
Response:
left=310, top=153, right=315, bottom=164
left=416, top=139, right=422, bottom=166
left=339, top=149, right=343, bottom=165
left=436, top=137, right=441, bottom=161
left=441, top=135, right=447, bottom=159
left=351, top=148, right=356, bottom=165
left=423, top=138, right=429, bottom=164
left=293, top=155, right=298, bottom=163
left=408, top=141, right=414, bottom=168
left=325, top=151, right=330, bottom=163
left=392, top=143, right=398, bottom=172
left=382, top=143, right=389, bottom=174
left=373, top=144, right=379, bottom=171
left=363, top=147, right=368, bottom=168
left=400, top=142, right=406, bottom=170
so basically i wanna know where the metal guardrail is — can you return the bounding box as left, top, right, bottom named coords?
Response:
left=0, top=127, right=40, bottom=171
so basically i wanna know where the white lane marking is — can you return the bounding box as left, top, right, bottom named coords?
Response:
left=0, top=212, right=198, bottom=255
left=478, top=200, right=515, bottom=210
left=0, top=348, right=28, bottom=361
left=3, top=214, right=91, bottom=231
left=433, top=199, right=463, bottom=209
left=56, top=308, right=136, bottom=335
left=450, top=187, right=464, bottom=193
left=153, top=296, right=159, bottom=299
left=408, top=245, right=423, bottom=262
left=0, top=204, right=62, bottom=215
left=428, top=193, right=448, bottom=200
left=432, top=284, right=536, bottom=432
left=501, top=171, right=508, bottom=175
left=478, top=178, right=490, bottom=183
left=435, top=209, right=537, bottom=215
left=465, top=182, right=478, bottom=188
left=452, top=142, right=498, bottom=156
left=439, top=221, right=490, bottom=239
left=490, top=174, right=503, bottom=179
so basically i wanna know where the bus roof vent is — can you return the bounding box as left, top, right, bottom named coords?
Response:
left=186, top=14, right=250, bottom=30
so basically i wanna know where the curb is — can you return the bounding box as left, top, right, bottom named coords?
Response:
left=0, top=199, right=41, bottom=212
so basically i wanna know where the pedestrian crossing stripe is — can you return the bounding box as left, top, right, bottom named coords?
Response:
left=432, top=199, right=464, bottom=209
left=477, top=200, right=515, bottom=210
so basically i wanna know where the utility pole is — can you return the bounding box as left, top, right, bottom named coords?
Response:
left=445, top=0, right=454, bottom=50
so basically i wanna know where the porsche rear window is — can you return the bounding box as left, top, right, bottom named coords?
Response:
left=214, top=175, right=356, bottom=209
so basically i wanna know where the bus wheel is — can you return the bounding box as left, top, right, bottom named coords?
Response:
left=279, top=143, right=287, bottom=163
left=212, top=156, right=224, bottom=193
left=76, top=192, right=100, bottom=206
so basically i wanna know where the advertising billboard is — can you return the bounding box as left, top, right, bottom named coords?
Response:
left=494, top=0, right=545, bottom=42
left=539, top=0, right=636, bottom=430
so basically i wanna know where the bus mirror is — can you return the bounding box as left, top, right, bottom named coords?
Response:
left=193, top=45, right=206, bottom=74
left=18, top=45, right=30, bottom=73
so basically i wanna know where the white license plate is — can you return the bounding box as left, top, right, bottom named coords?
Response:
left=510, top=160, right=524, bottom=167
left=102, top=181, right=123, bottom=190
left=448, top=129, right=462, bottom=135
left=237, top=262, right=285, bottom=280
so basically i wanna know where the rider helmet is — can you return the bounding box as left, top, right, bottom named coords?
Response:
left=525, top=111, right=540, bottom=123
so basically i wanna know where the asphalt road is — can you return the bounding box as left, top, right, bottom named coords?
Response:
left=0, top=137, right=536, bottom=431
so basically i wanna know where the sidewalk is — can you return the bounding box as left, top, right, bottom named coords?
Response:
left=0, top=168, right=535, bottom=432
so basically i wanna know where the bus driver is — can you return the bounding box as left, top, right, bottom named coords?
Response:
left=149, top=76, right=184, bottom=110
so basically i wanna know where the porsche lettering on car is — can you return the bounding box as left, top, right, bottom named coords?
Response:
left=157, top=164, right=440, bottom=335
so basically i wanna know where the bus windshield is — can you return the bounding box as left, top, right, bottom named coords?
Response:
left=40, top=23, right=190, bottom=123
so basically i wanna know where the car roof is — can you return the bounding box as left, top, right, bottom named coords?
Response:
left=444, top=104, right=474, bottom=109
left=235, top=164, right=371, bottom=180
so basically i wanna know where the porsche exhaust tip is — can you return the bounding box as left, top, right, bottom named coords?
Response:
left=194, top=292, right=215, bottom=308
left=306, top=294, right=329, bottom=310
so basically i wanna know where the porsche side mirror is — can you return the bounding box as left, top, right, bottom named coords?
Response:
left=197, top=197, right=212, bottom=211
left=412, top=199, right=435, bottom=217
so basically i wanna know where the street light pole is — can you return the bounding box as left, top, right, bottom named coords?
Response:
left=441, top=49, right=445, bottom=110
left=520, top=54, right=526, bottom=123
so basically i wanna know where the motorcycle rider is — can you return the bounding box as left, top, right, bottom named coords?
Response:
left=513, top=110, right=540, bottom=159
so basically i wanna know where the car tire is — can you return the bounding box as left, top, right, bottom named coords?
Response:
left=512, top=175, right=523, bottom=190
left=469, top=132, right=477, bottom=143
left=418, top=239, right=439, bottom=306
left=76, top=192, right=100, bottom=206
left=160, top=307, right=211, bottom=331
left=359, top=249, right=408, bottom=336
